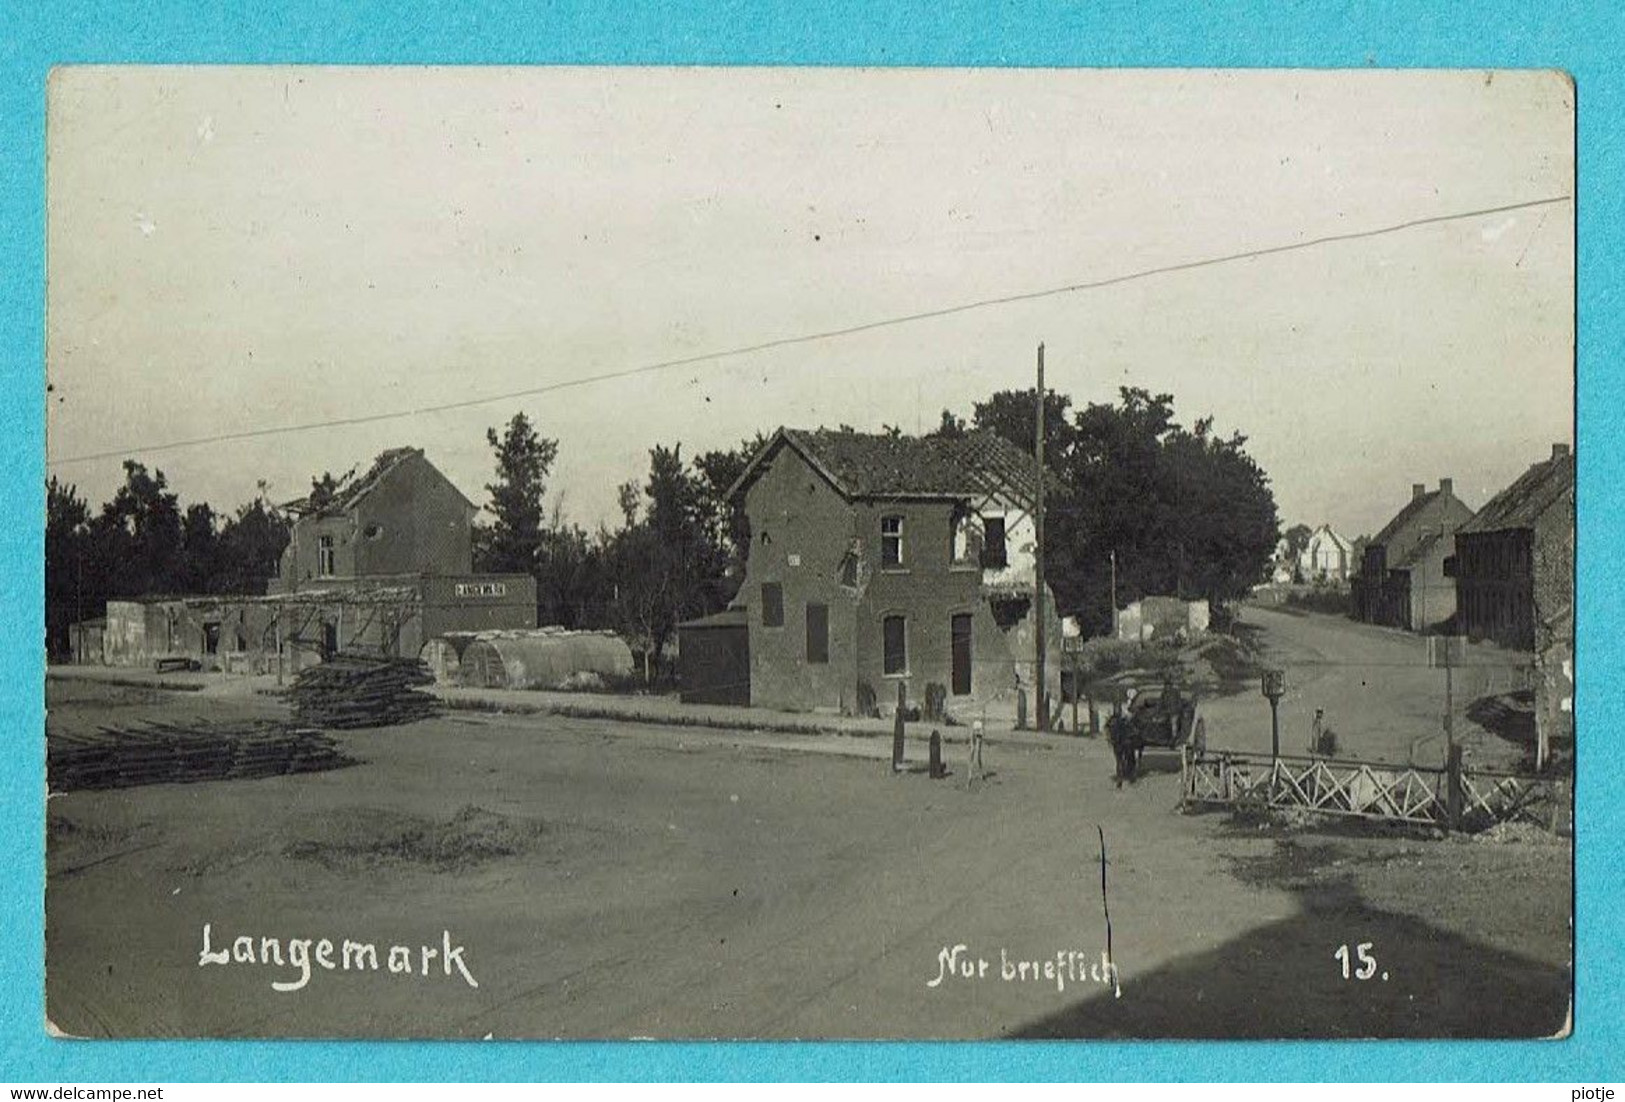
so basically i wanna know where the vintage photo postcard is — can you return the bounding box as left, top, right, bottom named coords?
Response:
left=43, top=67, right=1573, bottom=1040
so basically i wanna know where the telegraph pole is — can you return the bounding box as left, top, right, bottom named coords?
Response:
left=1034, top=343, right=1048, bottom=732
left=1110, top=550, right=1118, bottom=639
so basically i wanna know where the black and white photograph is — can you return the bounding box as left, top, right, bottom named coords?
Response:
left=42, top=66, right=1574, bottom=1040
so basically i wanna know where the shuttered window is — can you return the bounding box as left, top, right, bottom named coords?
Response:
left=761, top=582, right=784, bottom=627
left=806, top=602, right=829, bottom=664
left=882, top=615, right=907, bottom=675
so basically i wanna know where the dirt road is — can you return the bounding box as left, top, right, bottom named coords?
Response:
left=45, top=680, right=1568, bottom=1040
left=1200, top=606, right=1534, bottom=769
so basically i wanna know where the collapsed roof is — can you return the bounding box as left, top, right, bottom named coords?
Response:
left=280, top=447, right=475, bottom=518
left=726, top=427, right=1042, bottom=510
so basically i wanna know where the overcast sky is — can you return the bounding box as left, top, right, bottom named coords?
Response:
left=45, top=67, right=1573, bottom=539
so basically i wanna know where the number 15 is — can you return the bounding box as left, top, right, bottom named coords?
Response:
left=1334, top=942, right=1377, bottom=980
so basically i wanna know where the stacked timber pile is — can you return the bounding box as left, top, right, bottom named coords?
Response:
left=289, top=655, right=439, bottom=729
left=48, top=719, right=350, bottom=792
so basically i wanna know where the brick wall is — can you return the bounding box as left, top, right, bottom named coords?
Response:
left=742, top=447, right=860, bottom=712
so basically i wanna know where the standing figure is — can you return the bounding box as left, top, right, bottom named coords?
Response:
left=1107, top=708, right=1141, bottom=787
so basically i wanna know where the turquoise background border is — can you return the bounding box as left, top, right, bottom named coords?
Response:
left=4, top=0, right=1619, bottom=1082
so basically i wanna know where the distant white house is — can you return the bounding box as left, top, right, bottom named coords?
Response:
left=1269, top=538, right=1296, bottom=584
left=1298, top=524, right=1355, bottom=583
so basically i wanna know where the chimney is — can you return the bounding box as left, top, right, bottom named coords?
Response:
left=1552, top=443, right=1571, bottom=460
left=1412, top=483, right=1426, bottom=500
left=1439, top=478, right=1454, bottom=497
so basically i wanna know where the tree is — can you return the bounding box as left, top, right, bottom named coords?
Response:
left=479, top=413, right=559, bottom=575
left=1047, top=388, right=1278, bottom=633
left=1349, top=534, right=1372, bottom=571
left=1281, top=522, right=1314, bottom=583
left=606, top=521, right=674, bottom=682
left=87, top=460, right=185, bottom=600
left=972, top=387, right=1078, bottom=477
left=47, top=467, right=297, bottom=658
left=607, top=444, right=734, bottom=680
left=214, top=488, right=291, bottom=594
left=928, top=409, right=968, bottom=439
left=693, top=432, right=769, bottom=575
left=178, top=502, right=221, bottom=594
left=615, top=480, right=642, bottom=530
left=532, top=522, right=603, bottom=629
left=45, top=477, right=89, bottom=657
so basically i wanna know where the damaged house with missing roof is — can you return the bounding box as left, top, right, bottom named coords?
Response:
left=699, top=427, right=1063, bottom=720
left=75, top=448, right=537, bottom=672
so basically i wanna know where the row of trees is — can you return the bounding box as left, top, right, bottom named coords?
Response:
left=45, top=386, right=1282, bottom=663
left=472, top=413, right=765, bottom=678
left=45, top=466, right=293, bottom=657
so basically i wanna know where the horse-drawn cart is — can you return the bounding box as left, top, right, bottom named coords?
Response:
left=1101, top=677, right=1206, bottom=784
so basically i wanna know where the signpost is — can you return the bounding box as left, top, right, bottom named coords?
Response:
left=1261, top=668, right=1286, bottom=763
left=1427, top=635, right=1468, bottom=829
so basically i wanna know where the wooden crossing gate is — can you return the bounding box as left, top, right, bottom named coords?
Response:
left=1181, top=748, right=1568, bottom=833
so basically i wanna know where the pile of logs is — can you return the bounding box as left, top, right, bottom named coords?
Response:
left=48, top=719, right=351, bottom=792
left=289, top=655, right=439, bottom=729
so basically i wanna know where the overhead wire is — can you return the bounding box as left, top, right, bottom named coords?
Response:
left=46, top=193, right=1571, bottom=468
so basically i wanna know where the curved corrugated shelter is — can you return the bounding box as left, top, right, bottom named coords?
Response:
left=459, top=632, right=634, bottom=690
left=419, top=633, right=479, bottom=684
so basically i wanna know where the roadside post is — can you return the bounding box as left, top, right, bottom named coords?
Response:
left=1262, top=668, right=1286, bottom=764
left=968, top=719, right=985, bottom=781
left=892, top=681, right=906, bottom=772
left=1445, top=742, right=1465, bottom=831
left=929, top=731, right=945, bottom=778
left=1060, top=618, right=1082, bottom=736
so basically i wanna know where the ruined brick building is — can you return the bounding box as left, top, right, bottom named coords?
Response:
left=717, top=427, right=1063, bottom=719
left=74, top=448, right=535, bottom=671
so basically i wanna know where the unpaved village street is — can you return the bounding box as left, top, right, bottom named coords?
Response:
left=46, top=610, right=1568, bottom=1041
left=1201, top=606, right=1535, bottom=770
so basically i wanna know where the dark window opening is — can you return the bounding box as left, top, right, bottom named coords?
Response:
left=980, top=516, right=1008, bottom=569
left=990, top=595, right=1030, bottom=631
left=839, top=551, right=860, bottom=589
left=951, top=613, right=973, bottom=695
left=882, top=615, right=907, bottom=675
left=317, top=534, right=336, bottom=577
left=761, top=582, right=784, bottom=627
left=806, top=602, right=829, bottom=664
left=881, top=515, right=904, bottom=568
left=203, top=622, right=221, bottom=656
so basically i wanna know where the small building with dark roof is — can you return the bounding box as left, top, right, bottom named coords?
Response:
left=1352, top=478, right=1476, bottom=632
left=722, top=426, right=1063, bottom=718
left=1448, top=443, right=1574, bottom=651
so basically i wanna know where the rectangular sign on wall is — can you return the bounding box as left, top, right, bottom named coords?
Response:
left=454, top=582, right=507, bottom=598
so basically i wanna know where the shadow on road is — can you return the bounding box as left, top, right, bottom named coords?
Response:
left=1467, top=689, right=1537, bottom=749
left=1008, top=861, right=1570, bottom=1039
